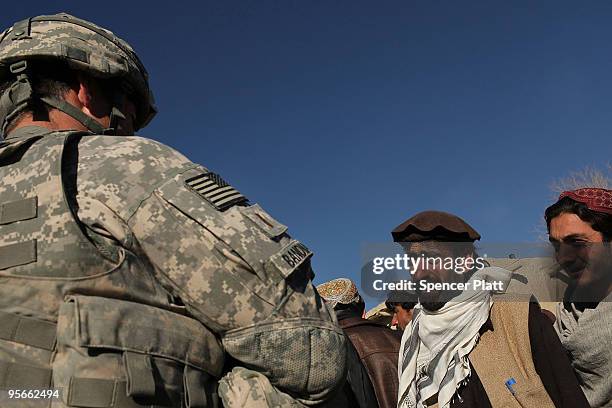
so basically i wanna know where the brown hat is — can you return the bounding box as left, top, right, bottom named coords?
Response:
left=391, top=210, right=481, bottom=242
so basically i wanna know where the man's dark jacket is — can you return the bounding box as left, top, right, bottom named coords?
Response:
left=338, top=312, right=402, bottom=408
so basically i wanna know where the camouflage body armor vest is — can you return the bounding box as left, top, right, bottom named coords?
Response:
left=0, top=130, right=224, bottom=407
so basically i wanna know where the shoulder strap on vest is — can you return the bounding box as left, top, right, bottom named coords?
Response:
left=469, top=298, right=555, bottom=408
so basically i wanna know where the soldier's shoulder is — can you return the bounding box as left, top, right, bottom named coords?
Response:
left=74, top=135, right=202, bottom=217
left=78, top=135, right=191, bottom=166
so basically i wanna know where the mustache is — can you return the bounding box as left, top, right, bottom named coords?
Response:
left=561, top=259, right=588, bottom=275
left=415, top=275, right=441, bottom=294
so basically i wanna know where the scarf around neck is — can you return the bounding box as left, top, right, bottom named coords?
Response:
left=555, top=293, right=612, bottom=408
left=398, top=267, right=512, bottom=408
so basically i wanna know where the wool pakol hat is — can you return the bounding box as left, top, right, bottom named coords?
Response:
left=391, top=210, right=481, bottom=242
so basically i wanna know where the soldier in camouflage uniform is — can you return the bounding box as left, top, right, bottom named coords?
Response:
left=0, top=13, right=346, bottom=408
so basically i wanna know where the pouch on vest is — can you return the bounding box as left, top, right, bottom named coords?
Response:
left=55, top=295, right=224, bottom=407
left=222, top=316, right=346, bottom=406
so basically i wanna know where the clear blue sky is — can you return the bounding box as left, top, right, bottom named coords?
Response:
left=3, top=1, right=611, bottom=308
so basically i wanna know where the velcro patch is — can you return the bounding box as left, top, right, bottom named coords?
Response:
left=185, top=172, right=248, bottom=211
left=267, top=240, right=313, bottom=280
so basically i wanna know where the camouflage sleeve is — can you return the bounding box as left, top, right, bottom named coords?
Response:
left=102, top=138, right=347, bottom=405
left=218, top=367, right=308, bottom=408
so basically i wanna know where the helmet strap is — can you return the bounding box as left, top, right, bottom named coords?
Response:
left=106, top=90, right=127, bottom=135
left=38, top=96, right=106, bottom=134
left=1, top=60, right=120, bottom=136
left=0, top=61, right=34, bottom=135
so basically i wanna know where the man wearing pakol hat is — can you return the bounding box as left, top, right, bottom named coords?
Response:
left=318, top=278, right=402, bottom=408
left=545, top=188, right=612, bottom=408
left=394, top=210, right=589, bottom=408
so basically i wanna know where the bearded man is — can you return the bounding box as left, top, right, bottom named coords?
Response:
left=394, top=210, right=588, bottom=408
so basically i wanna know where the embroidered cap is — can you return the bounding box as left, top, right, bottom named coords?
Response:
left=558, top=188, right=612, bottom=215
left=317, top=278, right=362, bottom=309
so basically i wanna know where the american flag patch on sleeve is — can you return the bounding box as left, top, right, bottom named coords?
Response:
left=185, top=172, right=248, bottom=211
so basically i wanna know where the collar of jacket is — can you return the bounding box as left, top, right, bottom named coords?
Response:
left=3, top=125, right=56, bottom=141
left=339, top=315, right=388, bottom=330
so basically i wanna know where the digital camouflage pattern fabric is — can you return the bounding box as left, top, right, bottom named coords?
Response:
left=0, top=12, right=346, bottom=408
left=0, top=126, right=346, bottom=407
left=219, top=367, right=307, bottom=408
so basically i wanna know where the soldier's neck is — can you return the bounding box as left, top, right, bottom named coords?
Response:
left=7, top=90, right=108, bottom=137
left=9, top=110, right=90, bottom=136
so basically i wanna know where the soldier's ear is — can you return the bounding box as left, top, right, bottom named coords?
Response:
left=76, top=73, right=111, bottom=119
left=76, top=73, right=94, bottom=108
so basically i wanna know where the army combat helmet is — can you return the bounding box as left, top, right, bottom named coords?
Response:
left=0, top=13, right=156, bottom=135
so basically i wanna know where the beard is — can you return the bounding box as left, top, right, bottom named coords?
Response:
left=416, top=276, right=463, bottom=311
